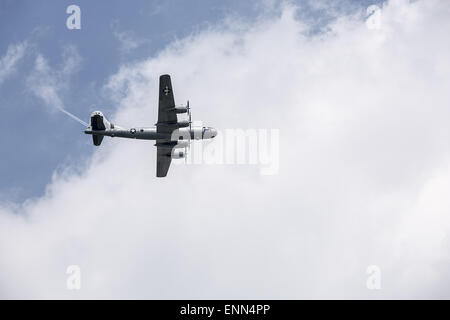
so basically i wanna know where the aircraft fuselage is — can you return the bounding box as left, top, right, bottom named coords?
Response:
left=84, top=125, right=216, bottom=141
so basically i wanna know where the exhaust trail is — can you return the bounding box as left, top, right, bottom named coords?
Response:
left=56, top=106, right=88, bottom=126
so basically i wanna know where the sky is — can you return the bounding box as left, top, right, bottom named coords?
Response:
left=0, top=0, right=273, bottom=201
left=2, top=0, right=450, bottom=299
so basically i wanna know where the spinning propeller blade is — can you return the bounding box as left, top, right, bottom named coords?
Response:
left=186, top=100, right=191, bottom=163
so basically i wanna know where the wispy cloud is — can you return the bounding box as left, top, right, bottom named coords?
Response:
left=0, top=41, right=27, bottom=86
left=26, top=45, right=87, bottom=126
left=112, top=24, right=148, bottom=54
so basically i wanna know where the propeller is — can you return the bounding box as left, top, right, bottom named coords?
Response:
left=187, top=100, right=191, bottom=131
left=185, top=100, right=191, bottom=164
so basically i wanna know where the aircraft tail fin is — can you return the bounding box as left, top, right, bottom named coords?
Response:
left=89, top=111, right=111, bottom=147
left=91, top=111, right=107, bottom=130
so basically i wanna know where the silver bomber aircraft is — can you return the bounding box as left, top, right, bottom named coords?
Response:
left=84, top=74, right=217, bottom=177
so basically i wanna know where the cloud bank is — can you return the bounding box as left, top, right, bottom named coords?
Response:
left=2, top=0, right=450, bottom=299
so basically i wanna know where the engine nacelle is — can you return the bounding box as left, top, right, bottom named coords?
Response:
left=168, top=106, right=188, bottom=114
left=176, top=120, right=190, bottom=128
left=174, top=140, right=189, bottom=148
left=191, top=126, right=203, bottom=140
left=171, top=149, right=186, bottom=159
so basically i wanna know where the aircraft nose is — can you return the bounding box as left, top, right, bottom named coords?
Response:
left=210, top=128, right=218, bottom=138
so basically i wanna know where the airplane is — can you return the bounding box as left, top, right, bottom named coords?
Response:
left=84, top=74, right=217, bottom=177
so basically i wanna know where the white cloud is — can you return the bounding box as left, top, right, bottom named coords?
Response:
left=2, top=0, right=450, bottom=298
left=29, top=54, right=64, bottom=110
left=0, top=41, right=27, bottom=85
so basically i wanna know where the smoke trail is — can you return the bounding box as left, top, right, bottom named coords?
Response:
left=56, top=106, right=88, bottom=126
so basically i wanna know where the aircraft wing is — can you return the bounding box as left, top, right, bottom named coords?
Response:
left=156, top=142, right=173, bottom=177
left=157, top=74, right=177, bottom=134
left=155, top=74, right=181, bottom=177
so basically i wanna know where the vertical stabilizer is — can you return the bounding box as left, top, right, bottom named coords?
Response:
left=89, top=111, right=111, bottom=146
